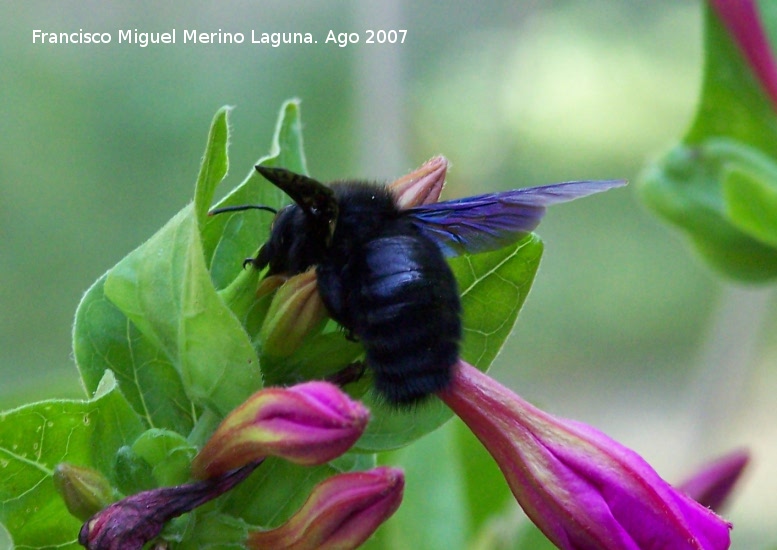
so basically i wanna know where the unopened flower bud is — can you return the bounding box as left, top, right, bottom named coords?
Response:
left=439, top=360, right=732, bottom=550
left=388, top=156, right=448, bottom=208
left=54, top=463, right=115, bottom=521
left=248, top=466, right=404, bottom=550
left=192, top=381, right=369, bottom=479
left=260, top=269, right=328, bottom=357
left=256, top=273, right=289, bottom=300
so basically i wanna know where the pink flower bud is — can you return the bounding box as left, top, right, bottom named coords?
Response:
left=438, top=360, right=732, bottom=550
left=192, top=381, right=369, bottom=479
left=388, top=156, right=448, bottom=208
left=677, top=448, right=750, bottom=512
left=248, top=467, right=404, bottom=550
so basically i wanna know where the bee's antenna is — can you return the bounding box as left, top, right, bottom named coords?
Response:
left=208, top=204, right=278, bottom=216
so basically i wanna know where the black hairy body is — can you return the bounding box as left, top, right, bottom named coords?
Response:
left=319, top=184, right=461, bottom=404
left=261, top=182, right=461, bottom=405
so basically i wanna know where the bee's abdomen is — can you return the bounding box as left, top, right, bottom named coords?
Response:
left=355, top=234, right=461, bottom=405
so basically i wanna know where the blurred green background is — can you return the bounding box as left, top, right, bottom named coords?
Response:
left=3, top=0, right=775, bottom=547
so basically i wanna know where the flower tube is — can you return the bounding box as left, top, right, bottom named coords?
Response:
left=438, top=360, right=732, bottom=550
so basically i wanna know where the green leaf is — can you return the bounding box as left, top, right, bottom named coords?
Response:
left=113, top=445, right=155, bottom=494
left=369, top=422, right=470, bottom=550
left=202, top=100, right=307, bottom=291
left=366, top=421, right=515, bottom=550
left=0, top=523, right=13, bottom=550
left=103, top=109, right=262, bottom=417
left=641, top=138, right=777, bottom=280
left=639, top=3, right=777, bottom=281
left=514, top=521, right=558, bottom=550
left=0, top=372, right=144, bottom=548
left=456, top=234, right=543, bottom=368
left=452, top=417, right=512, bottom=537
left=193, top=106, right=232, bottom=224
left=207, top=452, right=374, bottom=533
left=131, top=428, right=196, bottom=487
left=177, top=511, right=249, bottom=549
left=724, top=157, right=777, bottom=247
left=354, top=235, right=543, bottom=452
left=73, top=273, right=195, bottom=434
left=260, top=330, right=365, bottom=387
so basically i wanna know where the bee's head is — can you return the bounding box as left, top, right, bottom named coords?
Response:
left=209, top=166, right=339, bottom=276
left=253, top=166, right=339, bottom=276
left=254, top=202, right=330, bottom=275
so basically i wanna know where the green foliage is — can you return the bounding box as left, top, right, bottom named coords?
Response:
left=102, top=107, right=262, bottom=417
left=370, top=423, right=470, bottom=550
left=74, top=274, right=195, bottom=434
left=0, top=101, right=541, bottom=546
left=0, top=372, right=144, bottom=549
left=365, top=418, right=515, bottom=550
left=639, top=3, right=777, bottom=281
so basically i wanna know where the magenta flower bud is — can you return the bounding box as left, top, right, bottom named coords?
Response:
left=192, top=381, right=369, bottom=479
left=438, top=360, right=732, bottom=550
left=388, top=155, right=448, bottom=208
left=54, top=463, right=115, bottom=521
left=247, top=466, right=404, bottom=550
left=709, top=0, right=777, bottom=110
left=677, top=448, right=750, bottom=512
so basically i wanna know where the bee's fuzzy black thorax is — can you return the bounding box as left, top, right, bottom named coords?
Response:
left=329, top=181, right=401, bottom=242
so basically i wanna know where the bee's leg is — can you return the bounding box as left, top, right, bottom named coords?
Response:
left=243, top=245, right=270, bottom=271
left=326, top=361, right=366, bottom=388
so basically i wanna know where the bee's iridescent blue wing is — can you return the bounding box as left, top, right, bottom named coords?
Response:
left=404, top=180, right=626, bottom=256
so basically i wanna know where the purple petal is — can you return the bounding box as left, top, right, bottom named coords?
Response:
left=677, top=448, right=750, bottom=512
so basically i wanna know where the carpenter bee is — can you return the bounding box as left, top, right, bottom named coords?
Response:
left=211, top=164, right=625, bottom=405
